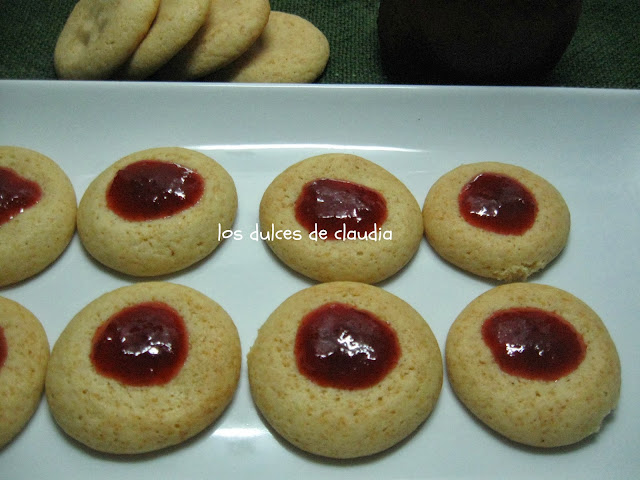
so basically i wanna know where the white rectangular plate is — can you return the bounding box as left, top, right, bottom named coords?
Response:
left=1, top=81, right=639, bottom=479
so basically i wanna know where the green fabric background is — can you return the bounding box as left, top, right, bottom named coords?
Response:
left=1, top=0, right=638, bottom=88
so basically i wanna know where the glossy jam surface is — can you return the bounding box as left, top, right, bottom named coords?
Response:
left=107, top=160, right=204, bottom=221
left=482, top=307, right=586, bottom=381
left=294, top=178, right=388, bottom=239
left=91, top=302, right=188, bottom=386
left=295, top=302, right=400, bottom=389
left=458, top=172, right=537, bottom=235
left=0, top=326, right=7, bottom=370
left=0, top=166, right=42, bottom=226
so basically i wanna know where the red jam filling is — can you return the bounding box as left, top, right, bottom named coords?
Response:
left=106, top=160, right=204, bottom=221
left=294, top=178, right=388, bottom=239
left=295, top=302, right=400, bottom=390
left=0, top=166, right=43, bottom=226
left=0, top=326, right=7, bottom=370
left=482, top=307, right=586, bottom=381
left=458, top=172, right=537, bottom=235
left=90, top=301, right=188, bottom=386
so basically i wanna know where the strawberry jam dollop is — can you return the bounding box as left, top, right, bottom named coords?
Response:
left=295, top=178, right=388, bottom=239
left=106, top=160, right=204, bottom=221
left=459, top=172, right=537, bottom=235
left=482, top=307, right=586, bottom=381
left=295, top=302, right=400, bottom=389
left=0, top=166, right=42, bottom=226
left=90, top=301, right=188, bottom=386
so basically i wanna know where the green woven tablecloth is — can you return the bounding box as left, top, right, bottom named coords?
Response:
left=1, top=0, right=638, bottom=88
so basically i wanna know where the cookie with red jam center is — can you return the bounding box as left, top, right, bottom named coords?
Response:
left=248, top=281, right=442, bottom=458
left=0, top=297, right=50, bottom=448
left=422, top=162, right=570, bottom=282
left=446, top=283, right=621, bottom=447
left=0, top=146, right=77, bottom=287
left=45, top=282, right=241, bottom=454
left=259, top=153, right=423, bottom=284
left=77, top=147, right=237, bottom=277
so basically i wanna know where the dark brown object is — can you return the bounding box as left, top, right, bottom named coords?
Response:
left=378, top=0, right=582, bottom=84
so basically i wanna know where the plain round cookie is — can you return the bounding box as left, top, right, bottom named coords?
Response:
left=117, top=0, right=211, bottom=79
left=422, top=162, right=570, bottom=282
left=0, top=297, right=50, bottom=449
left=155, top=0, right=271, bottom=80
left=45, top=282, right=241, bottom=454
left=248, top=281, right=443, bottom=458
left=0, top=146, right=77, bottom=287
left=77, top=147, right=237, bottom=277
left=54, top=0, right=161, bottom=79
left=259, top=154, right=423, bottom=284
left=446, top=283, right=621, bottom=447
left=209, top=11, right=330, bottom=83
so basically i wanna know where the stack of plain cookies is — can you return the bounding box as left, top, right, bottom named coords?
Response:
left=54, top=0, right=330, bottom=83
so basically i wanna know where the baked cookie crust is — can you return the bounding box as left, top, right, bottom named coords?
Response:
left=0, top=297, right=50, bottom=449
left=422, top=162, right=570, bottom=282
left=259, top=153, right=423, bottom=284
left=77, top=147, right=237, bottom=277
left=446, top=283, right=621, bottom=447
left=54, top=0, right=161, bottom=79
left=248, top=281, right=443, bottom=458
left=118, top=0, right=211, bottom=79
left=156, top=0, right=270, bottom=80
left=0, top=146, right=77, bottom=287
left=45, top=282, right=241, bottom=454
left=209, top=11, right=330, bottom=83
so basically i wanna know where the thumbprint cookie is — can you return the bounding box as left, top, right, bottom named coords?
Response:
left=77, top=147, right=237, bottom=276
left=259, top=153, right=424, bottom=284
left=248, top=281, right=442, bottom=458
left=422, top=162, right=570, bottom=281
left=45, top=282, right=241, bottom=454
left=446, top=283, right=620, bottom=447
left=0, top=146, right=77, bottom=287
left=0, top=296, right=50, bottom=448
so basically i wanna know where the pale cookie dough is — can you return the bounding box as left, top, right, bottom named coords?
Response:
left=155, top=0, right=271, bottom=80
left=54, top=0, right=161, bottom=79
left=422, top=162, right=570, bottom=282
left=118, top=0, right=211, bottom=79
left=209, top=11, right=330, bottom=83
left=0, top=146, right=77, bottom=287
left=77, top=147, right=237, bottom=277
left=45, top=282, right=241, bottom=454
left=0, top=297, right=50, bottom=449
left=259, top=154, right=424, bottom=284
left=248, top=281, right=443, bottom=458
left=446, top=283, right=621, bottom=447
